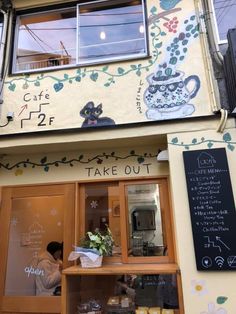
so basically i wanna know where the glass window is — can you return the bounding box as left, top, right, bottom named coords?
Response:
left=126, top=183, right=165, bottom=257
left=70, top=273, right=179, bottom=313
left=13, top=0, right=148, bottom=73
left=78, top=0, right=147, bottom=65
left=83, top=183, right=121, bottom=256
left=5, top=195, right=64, bottom=296
left=14, top=8, right=76, bottom=72
left=213, top=0, right=236, bottom=42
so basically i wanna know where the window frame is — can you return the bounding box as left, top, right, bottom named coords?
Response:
left=210, top=0, right=232, bottom=45
left=77, top=178, right=176, bottom=265
left=11, top=0, right=149, bottom=74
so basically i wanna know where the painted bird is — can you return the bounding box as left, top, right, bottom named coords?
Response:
left=160, top=0, right=182, bottom=10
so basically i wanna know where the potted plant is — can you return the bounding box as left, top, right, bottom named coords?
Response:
left=79, top=226, right=114, bottom=268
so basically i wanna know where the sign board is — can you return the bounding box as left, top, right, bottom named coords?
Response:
left=183, top=148, right=236, bottom=270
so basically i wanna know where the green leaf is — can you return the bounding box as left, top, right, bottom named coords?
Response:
left=102, top=65, right=109, bottom=71
left=150, top=6, right=157, bottom=14
left=223, top=132, right=232, bottom=142
left=192, top=138, right=197, bottom=144
left=155, top=42, right=162, bottom=48
left=64, top=74, right=69, bottom=79
left=90, top=72, right=99, bottom=82
left=8, top=83, right=16, bottom=91
left=130, top=65, right=137, bottom=70
left=207, top=142, right=213, bottom=148
left=217, top=296, right=228, bottom=304
left=228, top=143, right=235, bottom=151
left=117, top=67, right=125, bottom=74
left=41, top=156, right=47, bottom=164
left=171, top=137, right=178, bottom=144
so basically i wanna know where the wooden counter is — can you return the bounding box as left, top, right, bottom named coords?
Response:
left=63, top=263, right=179, bottom=276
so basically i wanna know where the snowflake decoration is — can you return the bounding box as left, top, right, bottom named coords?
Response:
left=11, top=217, right=18, bottom=226
left=90, top=200, right=98, bottom=209
left=50, top=208, right=58, bottom=216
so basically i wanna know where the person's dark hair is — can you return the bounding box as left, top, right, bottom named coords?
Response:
left=46, top=241, right=62, bottom=256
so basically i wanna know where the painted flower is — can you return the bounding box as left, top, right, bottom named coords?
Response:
left=15, top=169, right=23, bottom=176
left=191, top=279, right=208, bottom=296
left=201, top=302, right=227, bottom=314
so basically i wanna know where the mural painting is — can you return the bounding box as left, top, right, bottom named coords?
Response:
left=80, top=102, right=115, bottom=127
left=1, top=1, right=207, bottom=135
left=144, top=14, right=201, bottom=120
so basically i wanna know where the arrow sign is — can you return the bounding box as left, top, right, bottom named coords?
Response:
left=18, top=104, right=28, bottom=116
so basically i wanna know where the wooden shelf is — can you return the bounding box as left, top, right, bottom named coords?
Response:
left=63, top=263, right=179, bottom=276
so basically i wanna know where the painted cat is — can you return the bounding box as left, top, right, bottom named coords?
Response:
left=80, top=102, right=115, bottom=127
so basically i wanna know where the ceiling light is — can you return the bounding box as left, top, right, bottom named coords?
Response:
left=100, top=31, right=106, bottom=40
left=139, top=24, right=144, bottom=34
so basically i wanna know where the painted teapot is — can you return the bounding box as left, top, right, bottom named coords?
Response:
left=144, top=70, right=200, bottom=120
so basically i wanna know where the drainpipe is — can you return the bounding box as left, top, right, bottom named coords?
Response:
left=0, top=0, right=12, bottom=105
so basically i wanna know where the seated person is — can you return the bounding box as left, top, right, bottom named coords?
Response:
left=36, top=241, right=62, bottom=296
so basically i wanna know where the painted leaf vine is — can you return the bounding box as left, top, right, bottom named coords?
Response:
left=0, top=151, right=157, bottom=172
left=5, top=7, right=179, bottom=92
left=169, top=132, right=236, bottom=151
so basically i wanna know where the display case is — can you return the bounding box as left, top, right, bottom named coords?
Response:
left=62, top=263, right=183, bottom=314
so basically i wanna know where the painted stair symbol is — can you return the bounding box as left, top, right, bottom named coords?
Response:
left=21, top=102, right=49, bottom=128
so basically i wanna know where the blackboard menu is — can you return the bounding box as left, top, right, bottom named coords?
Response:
left=183, top=148, right=236, bottom=270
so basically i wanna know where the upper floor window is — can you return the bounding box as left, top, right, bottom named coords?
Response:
left=212, top=0, right=236, bottom=42
left=12, top=0, right=148, bottom=74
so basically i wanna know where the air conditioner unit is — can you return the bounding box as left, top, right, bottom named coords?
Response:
left=224, top=28, right=236, bottom=112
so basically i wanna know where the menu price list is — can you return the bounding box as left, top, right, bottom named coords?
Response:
left=183, top=148, right=236, bottom=270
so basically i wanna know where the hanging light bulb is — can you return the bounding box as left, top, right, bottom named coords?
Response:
left=139, top=24, right=144, bottom=34
left=100, top=31, right=106, bottom=40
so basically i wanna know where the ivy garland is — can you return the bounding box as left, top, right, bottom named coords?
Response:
left=169, top=132, right=235, bottom=151
left=0, top=151, right=157, bottom=172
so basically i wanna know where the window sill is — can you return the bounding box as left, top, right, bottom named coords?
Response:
left=10, top=54, right=152, bottom=77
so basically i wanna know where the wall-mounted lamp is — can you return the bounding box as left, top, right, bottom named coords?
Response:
left=157, top=149, right=169, bottom=162
left=0, top=112, right=14, bottom=127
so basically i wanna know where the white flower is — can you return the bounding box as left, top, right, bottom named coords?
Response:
left=191, top=279, right=208, bottom=296
left=201, top=302, right=227, bottom=314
